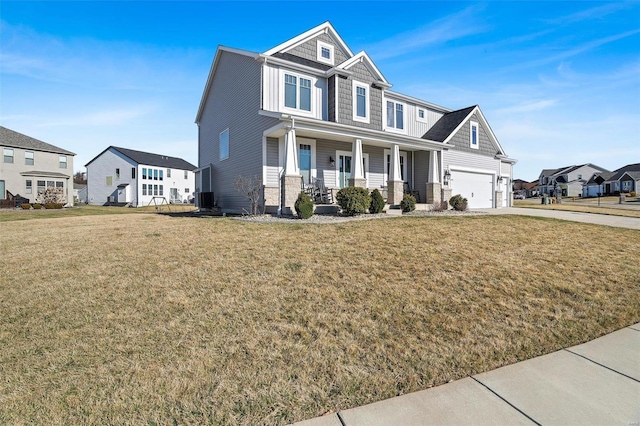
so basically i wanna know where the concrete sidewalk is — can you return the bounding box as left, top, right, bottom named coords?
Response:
left=293, top=324, right=640, bottom=425
left=479, top=207, right=640, bottom=230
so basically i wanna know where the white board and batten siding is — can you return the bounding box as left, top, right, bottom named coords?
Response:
left=262, top=63, right=327, bottom=121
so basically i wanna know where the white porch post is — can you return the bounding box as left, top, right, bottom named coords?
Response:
left=426, top=150, right=444, bottom=205
left=348, top=139, right=366, bottom=188
left=281, top=126, right=301, bottom=216
left=283, top=127, right=299, bottom=176
left=387, top=144, right=403, bottom=204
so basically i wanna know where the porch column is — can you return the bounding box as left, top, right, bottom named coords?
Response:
left=348, top=139, right=366, bottom=188
left=387, top=144, right=403, bottom=205
left=426, top=151, right=442, bottom=205
left=281, top=126, right=301, bottom=216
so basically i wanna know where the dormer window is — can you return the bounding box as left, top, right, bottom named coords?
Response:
left=417, top=108, right=427, bottom=123
left=317, top=40, right=334, bottom=65
left=352, top=81, right=369, bottom=123
left=283, top=72, right=312, bottom=113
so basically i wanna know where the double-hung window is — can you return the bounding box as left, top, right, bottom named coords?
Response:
left=283, top=73, right=312, bottom=113
left=59, top=155, right=67, bottom=169
left=470, top=121, right=479, bottom=149
left=142, top=168, right=147, bottom=179
left=352, top=81, right=369, bottom=123
left=3, top=148, right=14, bottom=163
left=25, top=151, right=34, bottom=165
left=25, top=180, right=32, bottom=194
left=386, top=101, right=405, bottom=131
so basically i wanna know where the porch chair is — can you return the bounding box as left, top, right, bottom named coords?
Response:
left=314, top=178, right=333, bottom=204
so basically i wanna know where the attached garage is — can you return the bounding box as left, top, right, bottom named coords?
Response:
left=449, top=169, right=494, bottom=209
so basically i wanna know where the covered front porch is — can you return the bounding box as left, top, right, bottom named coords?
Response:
left=262, top=117, right=447, bottom=215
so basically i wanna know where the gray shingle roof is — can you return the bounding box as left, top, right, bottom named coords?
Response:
left=608, top=163, right=640, bottom=181
left=86, top=146, right=196, bottom=170
left=0, top=126, right=75, bottom=155
left=421, top=106, right=476, bottom=142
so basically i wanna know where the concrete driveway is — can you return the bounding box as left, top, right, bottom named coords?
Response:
left=479, top=207, right=640, bottom=230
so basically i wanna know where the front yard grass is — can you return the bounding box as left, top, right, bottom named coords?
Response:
left=0, top=203, right=196, bottom=222
left=514, top=200, right=640, bottom=218
left=1, top=214, right=638, bottom=424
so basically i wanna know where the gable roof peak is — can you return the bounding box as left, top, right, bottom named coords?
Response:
left=263, top=21, right=354, bottom=58
left=336, top=50, right=389, bottom=85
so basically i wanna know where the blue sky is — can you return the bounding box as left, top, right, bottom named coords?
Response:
left=1, top=1, right=639, bottom=181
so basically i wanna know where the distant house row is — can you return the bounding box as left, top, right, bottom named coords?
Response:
left=514, top=163, right=640, bottom=198
left=0, top=126, right=196, bottom=208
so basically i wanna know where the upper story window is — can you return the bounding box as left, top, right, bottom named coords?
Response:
left=386, top=101, right=405, bottom=132
left=577, top=174, right=582, bottom=180
left=159, top=170, right=163, bottom=181
left=167, top=168, right=171, bottom=178
left=417, top=108, right=427, bottom=123
left=132, top=168, right=136, bottom=179
left=115, top=168, right=120, bottom=179
left=184, top=170, right=188, bottom=179
left=317, top=40, right=335, bottom=65
left=142, top=168, right=147, bottom=179
left=25, top=151, right=34, bottom=165
left=352, top=81, right=370, bottom=123
left=3, top=148, right=14, bottom=163
left=154, top=169, right=158, bottom=180
left=59, top=155, right=67, bottom=168
left=470, top=121, right=479, bottom=149
left=284, top=73, right=312, bottom=112
left=220, top=129, right=229, bottom=161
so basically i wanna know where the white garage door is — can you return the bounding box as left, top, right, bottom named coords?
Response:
left=450, top=170, right=494, bottom=209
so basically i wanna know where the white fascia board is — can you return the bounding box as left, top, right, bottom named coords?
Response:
left=385, top=90, right=451, bottom=113
left=263, top=21, right=354, bottom=58
left=441, top=107, right=477, bottom=145
left=473, top=107, right=506, bottom=156
left=337, top=51, right=389, bottom=85
left=195, top=46, right=260, bottom=124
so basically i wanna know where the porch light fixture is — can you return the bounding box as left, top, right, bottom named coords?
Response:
left=329, top=156, right=335, bottom=166
left=443, top=169, right=451, bottom=183
left=497, top=175, right=503, bottom=183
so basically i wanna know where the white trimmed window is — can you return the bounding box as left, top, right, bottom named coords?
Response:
left=470, top=121, right=479, bottom=149
left=25, top=180, right=32, bottom=194
left=220, top=129, right=229, bottom=161
left=59, top=155, right=67, bottom=168
left=283, top=72, right=312, bottom=113
left=25, top=151, right=34, bottom=165
left=3, top=148, right=14, bottom=163
left=385, top=100, right=405, bottom=132
left=352, top=81, right=370, bottom=123
left=416, top=108, right=427, bottom=123
left=317, top=40, right=334, bottom=65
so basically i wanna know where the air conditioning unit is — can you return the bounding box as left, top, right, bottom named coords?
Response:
left=197, top=192, right=214, bottom=208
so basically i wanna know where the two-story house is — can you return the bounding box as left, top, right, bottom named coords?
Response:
left=85, top=146, right=196, bottom=207
left=538, top=164, right=608, bottom=197
left=583, top=163, right=640, bottom=197
left=0, top=126, right=75, bottom=206
left=195, top=22, right=516, bottom=214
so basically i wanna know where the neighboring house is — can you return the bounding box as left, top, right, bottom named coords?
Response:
left=513, top=179, right=538, bottom=197
left=74, top=183, right=87, bottom=204
left=583, top=163, right=640, bottom=197
left=194, top=22, right=516, bottom=213
left=538, top=164, right=608, bottom=197
left=85, top=146, right=196, bottom=207
left=0, top=126, right=75, bottom=206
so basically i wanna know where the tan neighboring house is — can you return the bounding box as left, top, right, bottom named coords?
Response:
left=0, top=126, right=75, bottom=206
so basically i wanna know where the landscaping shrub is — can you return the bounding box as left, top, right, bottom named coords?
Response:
left=44, top=203, right=64, bottom=209
left=431, top=200, right=447, bottom=212
left=336, top=187, right=371, bottom=216
left=449, top=194, right=468, bottom=211
left=631, top=191, right=637, bottom=197
left=294, top=192, right=314, bottom=219
left=369, top=189, right=385, bottom=214
left=21, top=203, right=31, bottom=210
left=33, top=204, right=42, bottom=209
left=400, top=194, right=416, bottom=212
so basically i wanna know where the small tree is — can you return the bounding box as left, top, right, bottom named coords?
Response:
left=369, top=189, right=385, bottom=214
left=36, top=186, right=66, bottom=205
left=234, top=175, right=263, bottom=215
left=294, top=192, right=314, bottom=219
left=400, top=194, right=416, bottom=212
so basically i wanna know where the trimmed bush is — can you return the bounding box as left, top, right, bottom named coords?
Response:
left=44, top=203, right=64, bottom=209
left=33, top=203, right=42, bottom=209
left=449, top=194, right=468, bottom=211
left=21, top=203, right=31, bottom=210
left=336, top=187, right=371, bottom=216
left=431, top=200, right=447, bottom=212
left=369, top=189, right=385, bottom=214
left=400, top=194, right=416, bottom=212
left=294, top=192, right=314, bottom=219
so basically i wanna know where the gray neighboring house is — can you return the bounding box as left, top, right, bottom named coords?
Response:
left=195, top=22, right=516, bottom=214
left=583, top=163, right=640, bottom=197
left=74, top=183, right=87, bottom=204
left=0, top=126, right=75, bottom=206
left=538, top=164, right=608, bottom=197
left=85, top=146, right=196, bottom=207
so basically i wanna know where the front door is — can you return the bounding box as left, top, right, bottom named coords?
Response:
left=338, top=154, right=352, bottom=188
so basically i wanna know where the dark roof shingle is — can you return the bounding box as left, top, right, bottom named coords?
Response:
left=0, top=126, right=75, bottom=155
left=422, top=106, right=476, bottom=142
left=86, top=146, right=196, bottom=170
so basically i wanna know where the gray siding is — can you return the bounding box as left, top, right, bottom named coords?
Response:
left=338, top=63, right=383, bottom=130
left=198, top=51, right=279, bottom=211
left=443, top=149, right=501, bottom=175
left=413, top=150, right=431, bottom=203
left=447, top=113, right=500, bottom=157
left=266, top=137, right=279, bottom=185
left=286, top=33, right=349, bottom=65
left=314, top=139, right=385, bottom=189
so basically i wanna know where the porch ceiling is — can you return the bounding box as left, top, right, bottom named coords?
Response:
left=262, top=117, right=442, bottom=152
